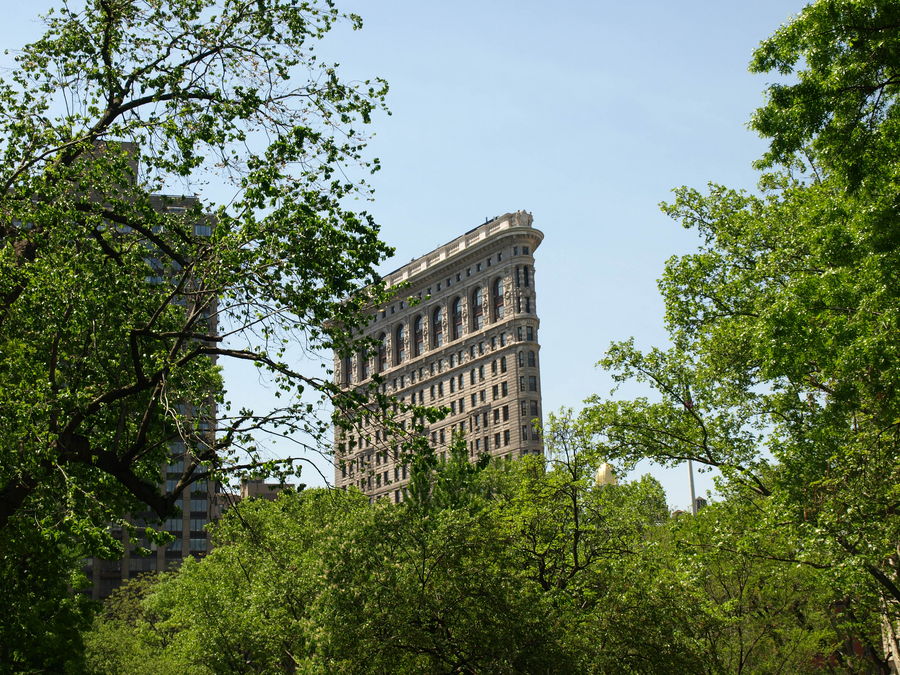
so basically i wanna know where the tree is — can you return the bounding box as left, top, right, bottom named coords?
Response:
left=580, top=0, right=900, bottom=669
left=0, top=0, right=393, bottom=666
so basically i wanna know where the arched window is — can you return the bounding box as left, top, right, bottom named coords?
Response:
left=492, top=277, right=504, bottom=320
left=358, top=350, right=369, bottom=381
left=471, top=288, right=484, bottom=330
left=391, top=324, right=404, bottom=365
left=451, top=297, right=463, bottom=340
left=431, top=307, right=444, bottom=348
left=517, top=351, right=524, bottom=367
left=412, top=315, right=424, bottom=357
left=377, top=333, right=387, bottom=372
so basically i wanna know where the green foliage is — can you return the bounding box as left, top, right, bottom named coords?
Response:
left=84, top=426, right=852, bottom=673
left=0, top=0, right=397, bottom=666
left=580, top=0, right=900, bottom=669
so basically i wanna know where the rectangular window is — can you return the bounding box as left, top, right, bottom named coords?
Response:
left=483, top=412, right=489, bottom=427
left=522, top=425, right=528, bottom=440
left=500, top=356, right=507, bottom=373
left=493, top=409, right=500, bottom=423
left=470, top=369, right=476, bottom=385
left=475, top=438, right=481, bottom=451
left=501, top=381, right=508, bottom=396
left=450, top=378, right=455, bottom=393
left=503, top=405, right=509, bottom=421
left=525, top=297, right=531, bottom=313
left=471, top=393, right=477, bottom=407
left=519, top=376, right=525, bottom=391
left=504, top=430, right=510, bottom=446
left=438, top=382, right=444, bottom=396
left=480, top=390, right=486, bottom=402
left=528, top=376, right=537, bottom=392
left=517, top=327, right=523, bottom=341
left=530, top=400, right=539, bottom=416
left=451, top=401, right=456, bottom=415
left=459, top=398, right=465, bottom=412
left=479, top=366, right=484, bottom=380
left=439, top=429, right=445, bottom=444
left=458, top=374, right=464, bottom=389
left=430, top=385, right=435, bottom=401
left=521, top=401, right=527, bottom=416
left=491, top=360, right=497, bottom=375
left=500, top=332, right=506, bottom=346
left=527, top=326, right=534, bottom=341
left=494, top=433, right=501, bottom=449
left=492, top=384, right=499, bottom=400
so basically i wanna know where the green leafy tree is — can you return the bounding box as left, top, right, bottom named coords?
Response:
left=85, top=431, right=850, bottom=674
left=580, top=0, right=900, bottom=669
left=0, top=0, right=393, bottom=667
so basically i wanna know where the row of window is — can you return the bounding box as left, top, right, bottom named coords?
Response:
left=381, top=335, right=513, bottom=391
left=339, top=397, right=540, bottom=468
left=344, top=324, right=537, bottom=388
left=347, top=273, right=537, bottom=383
left=372, top=249, right=534, bottom=323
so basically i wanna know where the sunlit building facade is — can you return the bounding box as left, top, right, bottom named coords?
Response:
left=334, top=211, right=544, bottom=501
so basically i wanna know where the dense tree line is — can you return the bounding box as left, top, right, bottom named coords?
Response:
left=84, top=425, right=877, bottom=673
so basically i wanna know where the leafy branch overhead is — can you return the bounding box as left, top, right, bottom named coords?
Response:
left=0, top=0, right=394, bottom=604
left=579, top=0, right=900, bottom=657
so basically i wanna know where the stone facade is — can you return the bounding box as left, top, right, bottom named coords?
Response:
left=334, top=211, right=544, bottom=501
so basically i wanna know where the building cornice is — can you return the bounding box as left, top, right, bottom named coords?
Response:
left=383, top=211, right=543, bottom=290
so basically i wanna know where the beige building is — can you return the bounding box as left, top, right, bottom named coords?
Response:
left=334, top=211, right=544, bottom=501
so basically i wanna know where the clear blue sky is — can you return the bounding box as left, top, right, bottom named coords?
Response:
left=2, top=0, right=804, bottom=509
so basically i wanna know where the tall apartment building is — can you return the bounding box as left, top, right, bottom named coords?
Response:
left=334, top=211, right=544, bottom=500
left=85, top=192, right=220, bottom=600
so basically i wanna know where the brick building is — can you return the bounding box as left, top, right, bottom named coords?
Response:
left=334, top=211, right=544, bottom=500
